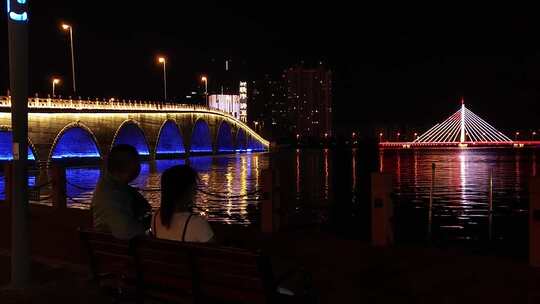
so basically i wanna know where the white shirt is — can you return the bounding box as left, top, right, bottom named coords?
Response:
left=152, top=211, right=214, bottom=243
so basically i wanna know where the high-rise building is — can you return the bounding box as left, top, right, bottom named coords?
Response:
left=249, top=75, right=289, bottom=140
left=284, top=65, right=332, bottom=139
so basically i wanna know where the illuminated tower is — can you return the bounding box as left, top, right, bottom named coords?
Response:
left=460, top=98, right=465, bottom=143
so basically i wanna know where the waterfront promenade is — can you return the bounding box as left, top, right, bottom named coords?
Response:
left=2, top=228, right=540, bottom=303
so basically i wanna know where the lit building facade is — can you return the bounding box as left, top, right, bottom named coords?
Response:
left=239, top=81, right=248, bottom=122
left=208, top=94, right=241, bottom=119
left=208, top=81, right=248, bottom=121
left=284, top=65, right=332, bottom=139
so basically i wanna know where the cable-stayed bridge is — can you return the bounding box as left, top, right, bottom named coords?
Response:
left=380, top=101, right=540, bottom=149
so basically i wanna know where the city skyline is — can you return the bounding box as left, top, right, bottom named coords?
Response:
left=1, top=3, right=540, bottom=135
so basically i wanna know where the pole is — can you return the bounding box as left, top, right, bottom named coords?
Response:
left=205, top=80, right=208, bottom=107
left=488, top=168, right=493, bottom=241
left=163, top=61, right=167, bottom=101
left=428, top=162, right=435, bottom=240
left=69, top=26, right=76, bottom=94
left=460, top=100, right=465, bottom=143
left=7, top=0, right=31, bottom=287
left=52, top=81, right=56, bottom=97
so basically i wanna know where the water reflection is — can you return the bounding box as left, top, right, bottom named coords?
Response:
left=0, top=149, right=535, bottom=241
left=382, top=148, right=536, bottom=240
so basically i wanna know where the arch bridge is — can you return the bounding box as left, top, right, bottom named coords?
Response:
left=0, top=97, right=269, bottom=163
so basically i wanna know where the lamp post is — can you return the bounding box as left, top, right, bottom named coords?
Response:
left=201, top=75, right=208, bottom=106
left=158, top=56, right=167, bottom=101
left=7, top=0, right=31, bottom=287
left=61, top=23, right=76, bottom=94
left=52, top=78, right=60, bottom=97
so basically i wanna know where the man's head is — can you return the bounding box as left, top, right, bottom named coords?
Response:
left=107, top=144, right=141, bottom=184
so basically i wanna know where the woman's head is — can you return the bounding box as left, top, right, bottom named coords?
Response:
left=160, top=165, right=199, bottom=228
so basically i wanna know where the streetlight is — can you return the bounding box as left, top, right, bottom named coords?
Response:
left=201, top=75, right=208, bottom=106
left=51, top=78, right=60, bottom=97
left=379, top=132, right=383, bottom=142
left=61, top=23, right=76, bottom=94
left=533, top=131, right=537, bottom=140
left=157, top=56, right=167, bottom=101
left=515, top=131, right=520, bottom=140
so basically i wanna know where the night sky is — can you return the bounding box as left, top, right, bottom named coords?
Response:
left=1, top=3, right=539, bottom=136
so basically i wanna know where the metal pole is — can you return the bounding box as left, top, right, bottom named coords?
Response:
left=428, top=162, right=435, bottom=240
left=52, top=81, right=55, bottom=97
left=69, top=26, right=76, bottom=94
left=205, top=80, right=208, bottom=107
left=7, top=0, right=31, bottom=287
left=163, top=61, right=167, bottom=101
left=488, top=168, right=493, bottom=241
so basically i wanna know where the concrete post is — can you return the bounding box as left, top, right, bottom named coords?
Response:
left=530, top=177, right=540, bottom=267
left=51, top=165, right=66, bottom=209
left=371, top=172, right=393, bottom=247
left=261, top=169, right=280, bottom=234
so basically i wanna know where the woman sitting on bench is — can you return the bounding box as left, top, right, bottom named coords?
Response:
left=152, top=165, right=215, bottom=243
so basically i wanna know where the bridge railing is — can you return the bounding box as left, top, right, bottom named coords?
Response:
left=0, top=96, right=269, bottom=147
left=0, top=96, right=214, bottom=112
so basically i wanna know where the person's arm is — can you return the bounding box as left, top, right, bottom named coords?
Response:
left=193, top=216, right=215, bottom=243
left=105, top=190, right=146, bottom=240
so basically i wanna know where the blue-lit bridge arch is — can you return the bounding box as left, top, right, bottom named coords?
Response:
left=0, top=96, right=270, bottom=163
left=155, top=119, right=186, bottom=157
left=112, top=119, right=151, bottom=157
left=235, top=128, right=248, bottom=152
left=190, top=119, right=213, bottom=154
left=49, top=122, right=101, bottom=161
left=0, top=127, right=38, bottom=161
left=216, top=121, right=234, bottom=153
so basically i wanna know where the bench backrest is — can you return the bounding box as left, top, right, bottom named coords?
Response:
left=81, top=229, right=276, bottom=304
left=135, top=238, right=197, bottom=303
left=79, top=230, right=136, bottom=290
left=191, top=243, right=274, bottom=304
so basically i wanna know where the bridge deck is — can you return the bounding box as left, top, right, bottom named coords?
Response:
left=379, top=141, right=540, bottom=149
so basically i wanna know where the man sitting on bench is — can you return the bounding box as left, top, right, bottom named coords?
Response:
left=91, top=144, right=151, bottom=240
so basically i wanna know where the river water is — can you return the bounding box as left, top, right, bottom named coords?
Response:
left=1, top=148, right=537, bottom=244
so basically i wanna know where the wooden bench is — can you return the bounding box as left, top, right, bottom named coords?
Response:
left=80, top=229, right=310, bottom=304
left=79, top=229, right=138, bottom=300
